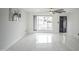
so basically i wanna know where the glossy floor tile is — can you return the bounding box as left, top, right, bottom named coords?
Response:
left=7, top=33, right=79, bottom=51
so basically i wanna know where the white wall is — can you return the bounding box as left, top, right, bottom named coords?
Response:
left=0, top=8, right=27, bottom=50
left=26, top=12, right=69, bottom=34
left=67, top=9, right=79, bottom=38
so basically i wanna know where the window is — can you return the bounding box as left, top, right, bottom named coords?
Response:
left=33, top=15, right=53, bottom=31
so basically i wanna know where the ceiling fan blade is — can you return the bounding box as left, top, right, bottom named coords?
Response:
left=54, top=9, right=64, bottom=11
left=54, top=9, right=66, bottom=13
left=48, top=8, right=66, bottom=14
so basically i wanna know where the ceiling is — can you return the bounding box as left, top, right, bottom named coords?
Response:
left=23, top=8, right=49, bottom=13
left=23, top=8, right=74, bottom=13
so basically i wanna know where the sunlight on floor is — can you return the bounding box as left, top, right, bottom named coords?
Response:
left=36, top=33, right=52, bottom=43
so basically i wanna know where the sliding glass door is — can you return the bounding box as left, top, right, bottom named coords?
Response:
left=34, top=15, right=53, bottom=32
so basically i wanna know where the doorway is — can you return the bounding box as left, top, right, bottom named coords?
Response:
left=59, top=16, right=67, bottom=33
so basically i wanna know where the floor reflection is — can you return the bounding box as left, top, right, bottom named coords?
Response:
left=35, top=33, right=52, bottom=44
left=7, top=33, right=76, bottom=51
left=62, top=34, right=66, bottom=44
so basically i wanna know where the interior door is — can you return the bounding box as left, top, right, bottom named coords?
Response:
left=59, top=16, right=67, bottom=33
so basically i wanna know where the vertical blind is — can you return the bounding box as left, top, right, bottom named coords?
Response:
left=33, top=15, right=53, bottom=31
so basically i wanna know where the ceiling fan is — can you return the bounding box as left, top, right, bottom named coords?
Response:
left=49, top=8, right=66, bottom=14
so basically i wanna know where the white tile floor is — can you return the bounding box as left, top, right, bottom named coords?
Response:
left=7, top=33, right=79, bottom=51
